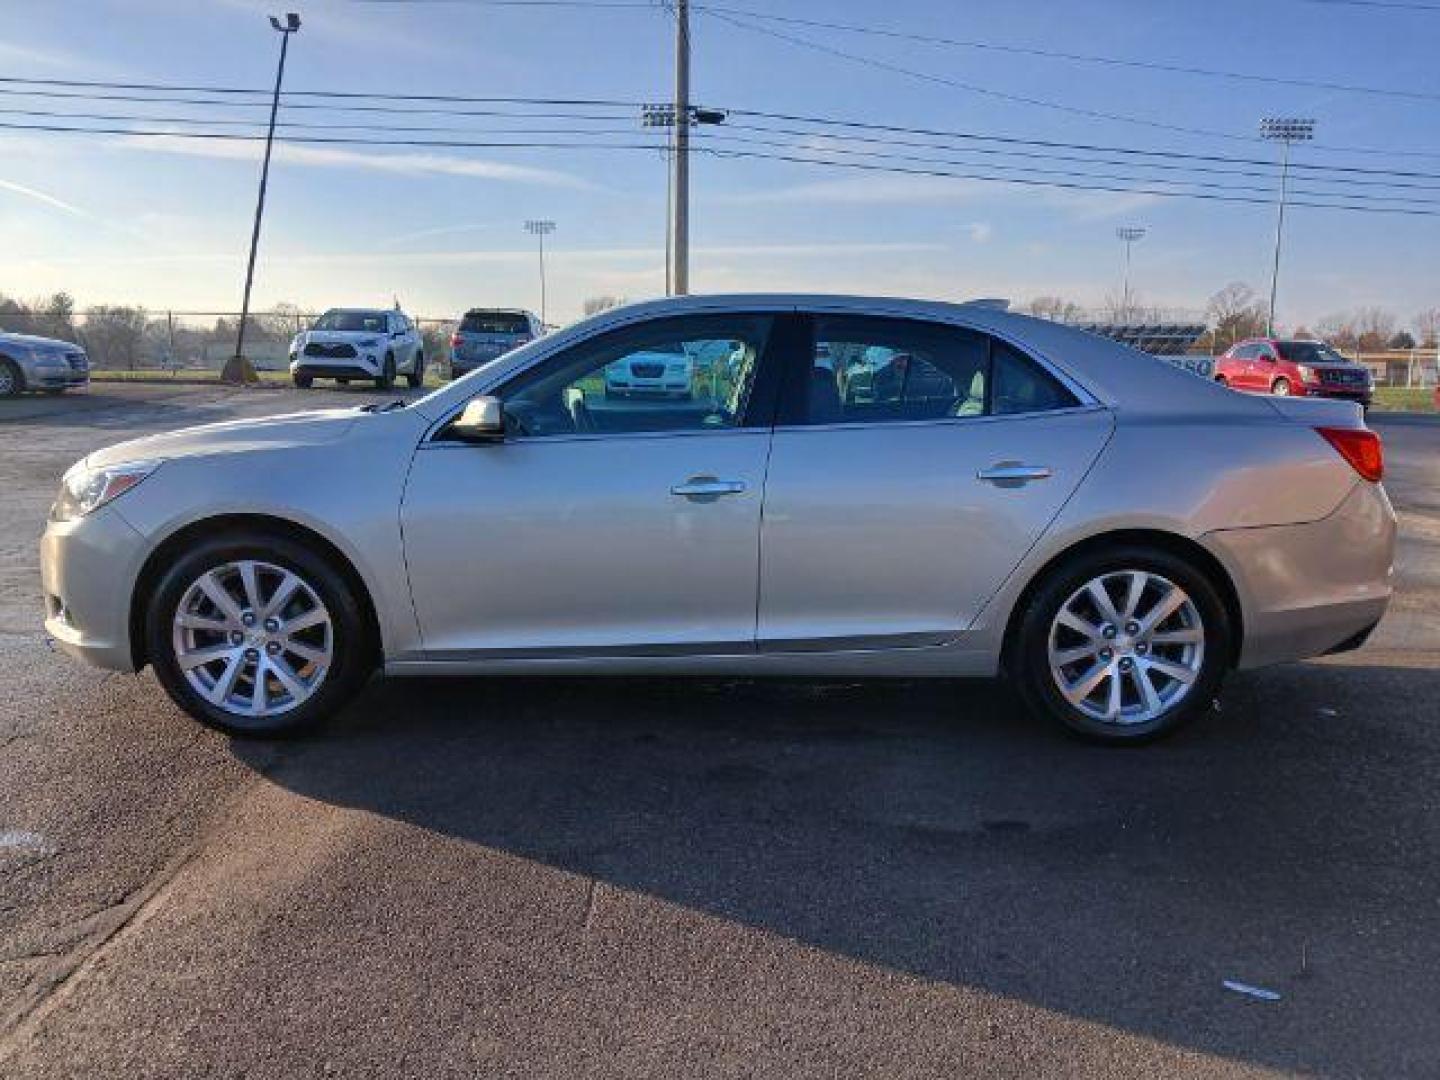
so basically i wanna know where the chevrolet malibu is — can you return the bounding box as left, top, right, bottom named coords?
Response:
left=40, top=295, right=1395, bottom=743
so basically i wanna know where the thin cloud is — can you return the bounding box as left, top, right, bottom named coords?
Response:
left=114, top=135, right=595, bottom=190
left=0, top=178, right=90, bottom=218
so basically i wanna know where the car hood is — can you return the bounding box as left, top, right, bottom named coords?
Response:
left=84, top=408, right=360, bottom=469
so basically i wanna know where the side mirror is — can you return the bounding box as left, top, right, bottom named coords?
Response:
left=449, top=396, right=505, bottom=442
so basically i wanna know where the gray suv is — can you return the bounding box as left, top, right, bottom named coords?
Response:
left=0, top=331, right=90, bottom=396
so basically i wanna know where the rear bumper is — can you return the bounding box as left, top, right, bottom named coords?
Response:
left=1206, top=480, right=1396, bottom=669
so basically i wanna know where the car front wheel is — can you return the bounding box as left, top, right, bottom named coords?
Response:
left=405, top=352, right=424, bottom=389
left=145, top=533, right=373, bottom=736
left=376, top=354, right=396, bottom=390
left=1012, top=545, right=1231, bottom=743
left=0, top=358, right=23, bottom=397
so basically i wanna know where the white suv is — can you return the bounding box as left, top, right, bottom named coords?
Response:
left=289, top=308, right=425, bottom=389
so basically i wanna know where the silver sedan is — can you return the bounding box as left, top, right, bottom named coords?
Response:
left=39, top=295, right=1395, bottom=743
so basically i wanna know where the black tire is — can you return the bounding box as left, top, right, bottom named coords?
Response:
left=145, top=532, right=375, bottom=737
left=405, top=352, right=424, bottom=389
left=375, top=354, right=396, bottom=390
left=293, top=373, right=313, bottom=389
left=1011, top=544, right=1232, bottom=744
left=1271, top=377, right=1292, bottom=396
left=1214, top=375, right=1228, bottom=387
left=0, top=357, right=23, bottom=398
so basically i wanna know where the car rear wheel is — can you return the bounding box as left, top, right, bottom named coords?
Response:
left=1012, top=545, right=1231, bottom=744
left=405, top=352, right=424, bottom=389
left=0, top=358, right=23, bottom=397
left=1272, top=377, right=1292, bottom=396
left=376, top=354, right=396, bottom=390
left=145, top=533, right=374, bottom=736
left=293, top=373, right=313, bottom=389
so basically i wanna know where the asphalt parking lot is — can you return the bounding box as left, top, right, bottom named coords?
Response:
left=1, top=383, right=1438, bottom=1078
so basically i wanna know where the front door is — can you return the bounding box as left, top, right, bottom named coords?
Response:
left=757, top=313, right=1113, bottom=650
left=401, top=312, right=783, bottom=658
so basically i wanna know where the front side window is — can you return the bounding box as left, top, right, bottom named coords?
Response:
left=499, top=314, right=772, bottom=438
left=789, top=315, right=1076, bottom=425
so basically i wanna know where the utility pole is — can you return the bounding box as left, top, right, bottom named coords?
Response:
left=1116, top=226, right=1146, bottom=322
left=524, top=219, right=556, bottom=326
left=671, top=0, right=690, bottom=295
left=1260, top=117, right=1314, bottom=338
left=229, top=12, right=300, bottom=383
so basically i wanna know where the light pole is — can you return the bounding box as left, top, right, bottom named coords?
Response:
left=230, top=12, right=300, bottom=382
left=641, top=102, right=726, bottom=296
left=1116, top=226, right=1146, bottom=322
left=1260, top=117, right=1315, bottom=338
left=524, top=219, right=556, bottom=326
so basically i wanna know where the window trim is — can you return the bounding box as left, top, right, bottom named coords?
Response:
left=429, top=310, right=791, bottom=445
left=776, top=312, right=1091, bottom=429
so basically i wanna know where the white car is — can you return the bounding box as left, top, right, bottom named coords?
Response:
left=289, top=308, right=425, bottom=390
left=603, top=340, right=695, bottom=399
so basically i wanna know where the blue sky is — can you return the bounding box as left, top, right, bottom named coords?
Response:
left=2, top=0, right=1438, bottom=328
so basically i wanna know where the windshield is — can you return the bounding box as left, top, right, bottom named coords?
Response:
left=313, top=310, right=388, bottom=333
left=460, top=312, right=530, bottom=335
left=1277, top=340, right=1348, bottom=365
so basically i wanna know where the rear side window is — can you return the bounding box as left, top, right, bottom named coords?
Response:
left=462, top=311, right=531, bottom=335
left=785, top=315, right=1078, bottom=425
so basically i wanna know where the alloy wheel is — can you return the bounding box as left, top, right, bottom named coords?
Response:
left=0, top=364, right=16, bottom=396
left=171, top=560, right=333, bottom=718
left=1046, top=570, right=1205, bottom=725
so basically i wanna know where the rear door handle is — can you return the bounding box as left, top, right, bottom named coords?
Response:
left=977, top=464, right=1053, bottom=485
left=671, top=476, right=747, bottom=500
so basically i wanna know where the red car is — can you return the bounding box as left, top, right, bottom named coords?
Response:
left=1215, top=338, right=1373, bottom=408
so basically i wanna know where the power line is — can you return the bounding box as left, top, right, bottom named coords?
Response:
left=9, top=116, right=1440, bottom=216
left=693, top=4, right=1440, bottom=104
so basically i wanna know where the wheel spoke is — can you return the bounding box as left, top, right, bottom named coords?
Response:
left=1121, top=572, right=1148, bottom=620
left=175, top=611, right=229, bottom=631
left=283, top=607, right=328, bottom=634
left=237, top=560, right=263, bottom=613
left=1049, top=644, right=1096, bottom=667
left=268, top=655, right=309, bottom=702
left=1140, top=586, right=1187, bottom=634
left=197, top=571, right=243, bottom=624
left=283, top=639, right=328, bottom=666
left=179, top=644, right=238, bottom=671
left=1151, top=626, right=1203, bottom=645
left=261, top=572, right=301, bottom=620
left=251, top=659, right=269, bottom=714
left=1132, top=666, right=1163, bottom=716
left=1104, top=667, right=1123, bottom=719
left=1064, top=661, right=1111, bottom=705
left=1055, top=609, right=1100, bottom=642
left=1141, top=656, right=1196, bottom=686
left=1086, top=581, right=1122, bottom=625
left=205, top=653, right=244, bottom=705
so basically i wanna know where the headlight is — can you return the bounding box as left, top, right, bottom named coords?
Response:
left=1298, top=364, right=1318, bottom=382
left=51, top=460, right=161, bottom=522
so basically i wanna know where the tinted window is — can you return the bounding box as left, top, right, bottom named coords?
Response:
left=499, top=314, right=772, bottom=438
left=991, top=342, right=1077, bottom=415
left=788, top=316, right=1075, bottom=425
left=461, top=311, right=532, bottom=335
left=313, top=310, right=388, bottom=333
left=1276, top=340, right=1346, bottom=364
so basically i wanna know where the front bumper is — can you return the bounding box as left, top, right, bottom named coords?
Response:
left=1303, top=385, right=1372, bottom=406
left=40, top=505, right=148, bottom=672
left=1206, top=480, right=1396, bottom=669
left=30, top=364, right=89, bottom=389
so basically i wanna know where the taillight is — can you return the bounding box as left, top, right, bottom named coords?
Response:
left=449, top=333, right=462, bottom=348
left=1316, top=426, right=1383, bottom=482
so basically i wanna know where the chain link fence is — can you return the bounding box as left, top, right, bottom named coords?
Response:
left=0, top=309, right=462, bottom=374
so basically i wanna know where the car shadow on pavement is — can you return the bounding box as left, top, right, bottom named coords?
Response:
left=232, top=660, right=1440, bottom=1075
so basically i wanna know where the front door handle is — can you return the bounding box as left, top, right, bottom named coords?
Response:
left=977, top=463, right=1053, bottom=486
left=671, top=476, right=746, bottom=501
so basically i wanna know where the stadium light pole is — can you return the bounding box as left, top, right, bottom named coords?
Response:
left=524, top=219, right=556, bottom=326
left=641, top=102, right=727, bottom=296
left=1260, top=117, right=1315, bottom=338
left=1116, top=226, right=1146, bottom=322
left=231, top=12, right=300, bottom=381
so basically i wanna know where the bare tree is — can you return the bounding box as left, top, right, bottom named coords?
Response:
left=80, top=306, right=149, bottom=370
left=1354, top=306, right=1397, bottom=351
left=1414, top=307, right=1440, bottom=349
left=1316, top=312, right=1359, bottom=352
left=582, top=295, right=627, bottom=317
left=1206, top=282, right=1266, bottom=351
left=1024, top=295, right=1084, bottom=322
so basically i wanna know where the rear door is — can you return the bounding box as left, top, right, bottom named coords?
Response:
left=756, top=313, right=1113, bottom=650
